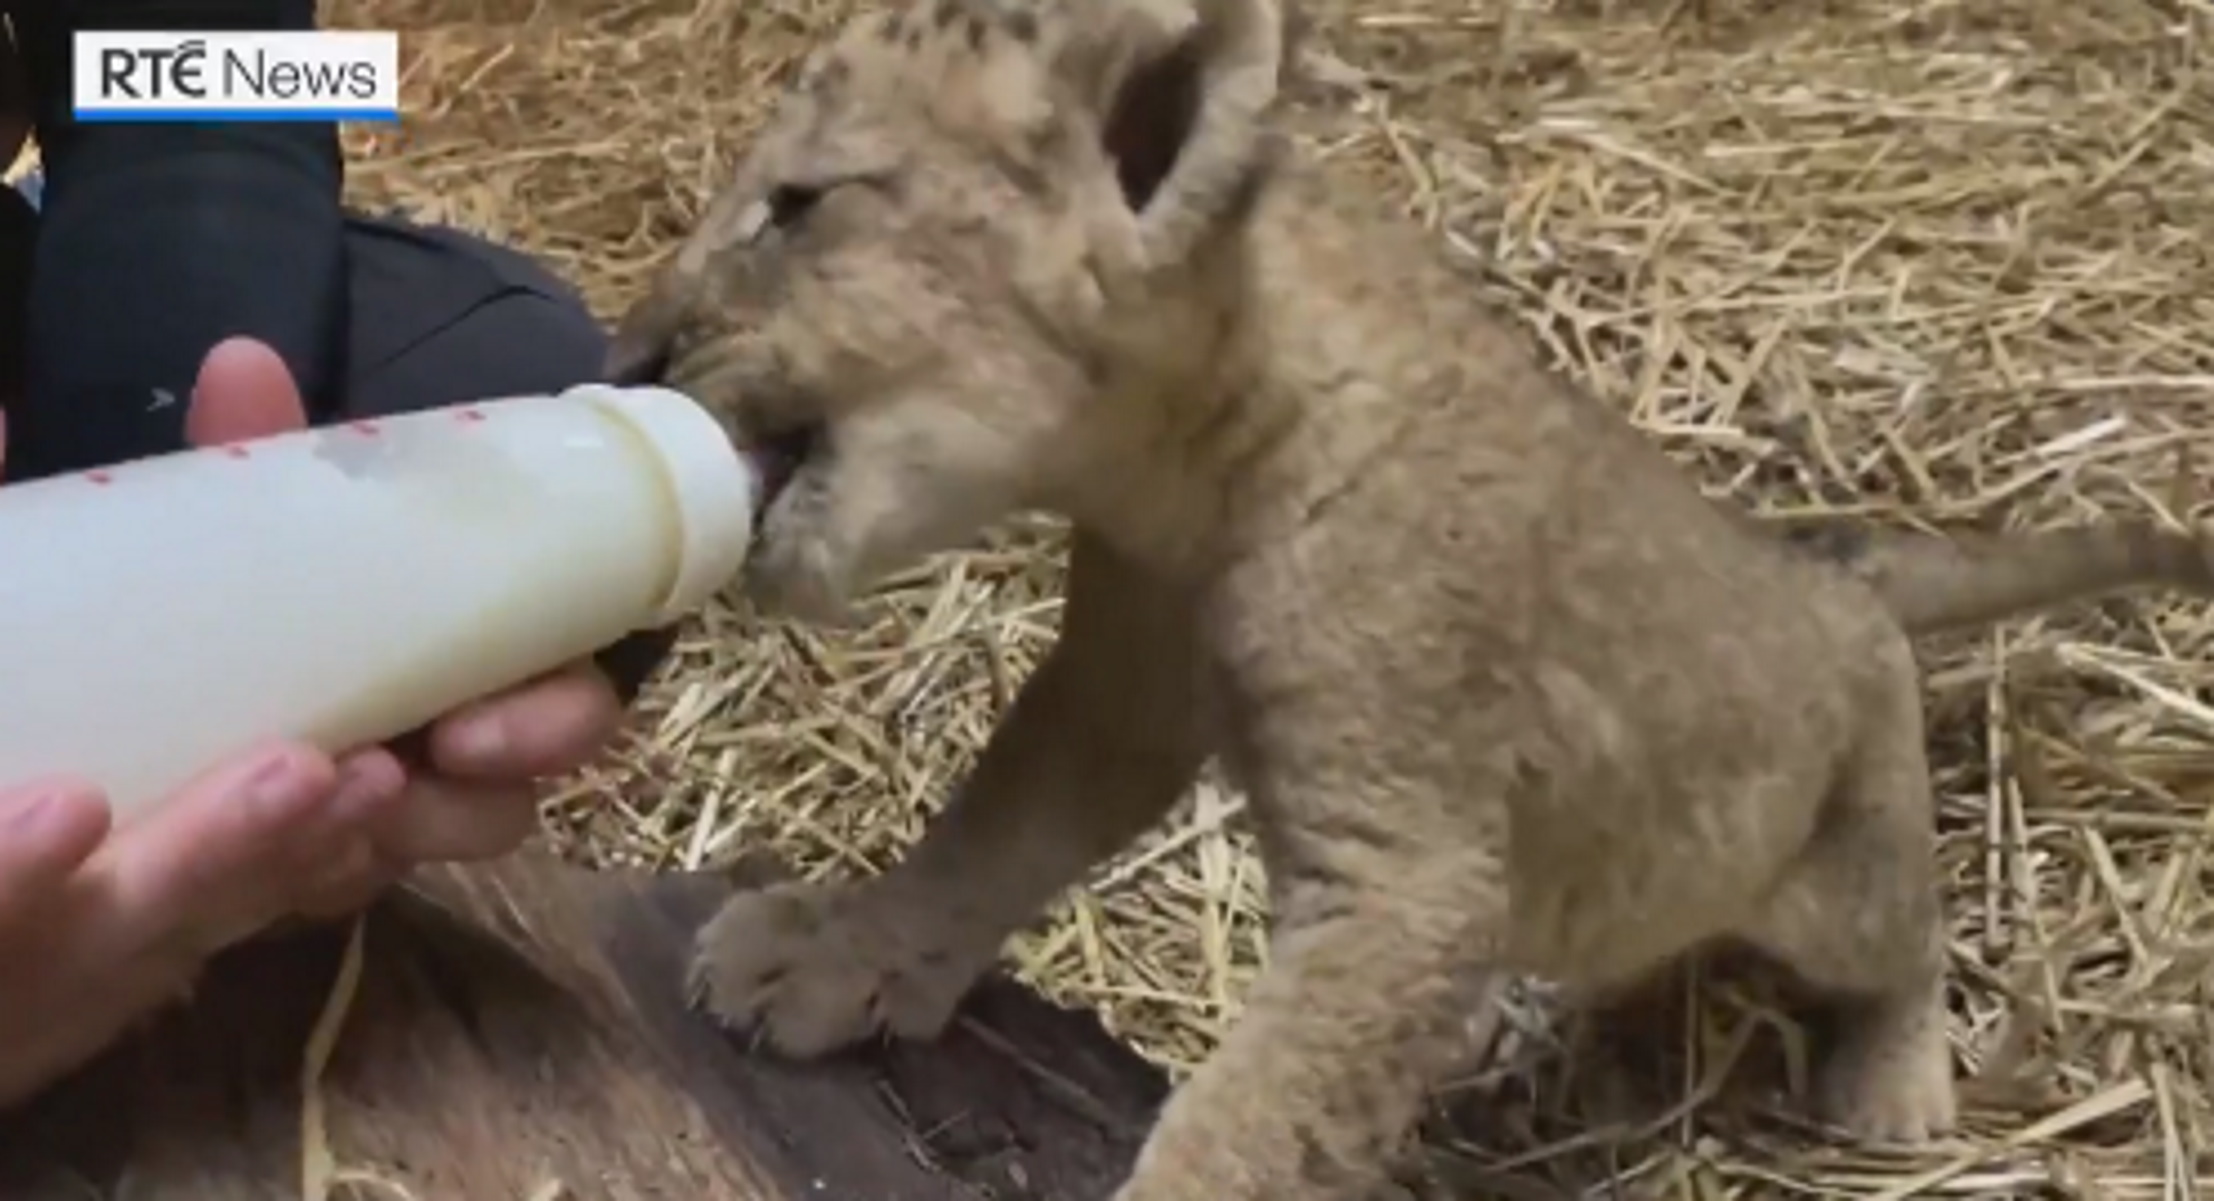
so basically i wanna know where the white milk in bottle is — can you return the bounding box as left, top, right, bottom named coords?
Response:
left=0, top=383, right=758, bottom=824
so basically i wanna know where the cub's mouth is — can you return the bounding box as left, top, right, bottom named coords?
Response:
left=745, top=423, right=825, bottom=517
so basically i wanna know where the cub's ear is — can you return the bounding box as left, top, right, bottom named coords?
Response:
left=1057, top=0, right=1290, bottom=271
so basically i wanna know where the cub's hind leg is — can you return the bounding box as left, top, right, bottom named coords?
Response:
left=1736, top=651, right=1957, bottom=1145
left=690, top=530, right=1210, bottom=1055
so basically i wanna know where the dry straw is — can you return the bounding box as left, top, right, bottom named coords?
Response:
left=327, top=0, right=2214, bottom=1195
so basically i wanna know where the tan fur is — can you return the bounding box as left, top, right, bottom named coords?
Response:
left=1774, top=516, right=2214, bottom=636
left=607, top=0, right=2214, bottom=1195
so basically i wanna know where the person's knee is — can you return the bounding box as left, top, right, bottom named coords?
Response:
left=340, top=214, right=607, bottom=420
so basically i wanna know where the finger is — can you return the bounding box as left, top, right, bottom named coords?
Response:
left=80, top=742, right=343, bottom=963
left=0, top=751, right=356, bottom=1109
left=185, top=337, right=307, bottom=447
left=367, top=775, right=541, bottom=865
left=0, top=779, right=108, bottom=921
left=327, top=746, right=410, bottom=829
left=293, top=838, right=403, bottom=922
left=427, top=661, right=623, bottom=781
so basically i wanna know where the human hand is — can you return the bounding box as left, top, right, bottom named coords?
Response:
left=0, top=338, right=628, bottom=1106
left=181, top=338, right=627, bottom=918
left=0, top=745, right=399, bottom=1107
left=0, top=350, right=407, bottom=1106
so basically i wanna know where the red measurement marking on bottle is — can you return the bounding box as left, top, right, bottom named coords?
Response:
left=85, top=470, right=113, bottom=486
left=225, top=444, right=252, bottom=459
left=350, top=420, right=381, bottom=437
left=455, top=407, right=487, bottom=424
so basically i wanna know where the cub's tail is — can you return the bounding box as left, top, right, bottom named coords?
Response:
left=1772, top=516, right=2214, bottom=637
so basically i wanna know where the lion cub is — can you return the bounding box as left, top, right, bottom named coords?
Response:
left=606, top=0, right=2214, bottom=1196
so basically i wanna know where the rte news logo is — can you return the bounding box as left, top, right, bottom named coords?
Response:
left=71, top=31, right=400, bottom=123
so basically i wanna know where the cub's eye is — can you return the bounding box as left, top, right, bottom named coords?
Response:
left=766, top=183, right=824, bottom=230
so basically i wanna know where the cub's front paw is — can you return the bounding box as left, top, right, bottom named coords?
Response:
left=686, top=881, right=983, bottom=1058
left=1816, top=996, right=1958, bottom=1146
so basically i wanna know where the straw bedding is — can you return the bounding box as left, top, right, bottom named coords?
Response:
left=328, top=0, right=2214, bottom=1194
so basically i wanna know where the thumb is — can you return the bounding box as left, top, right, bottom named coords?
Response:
left=185, top=338, right=308, bottom=448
